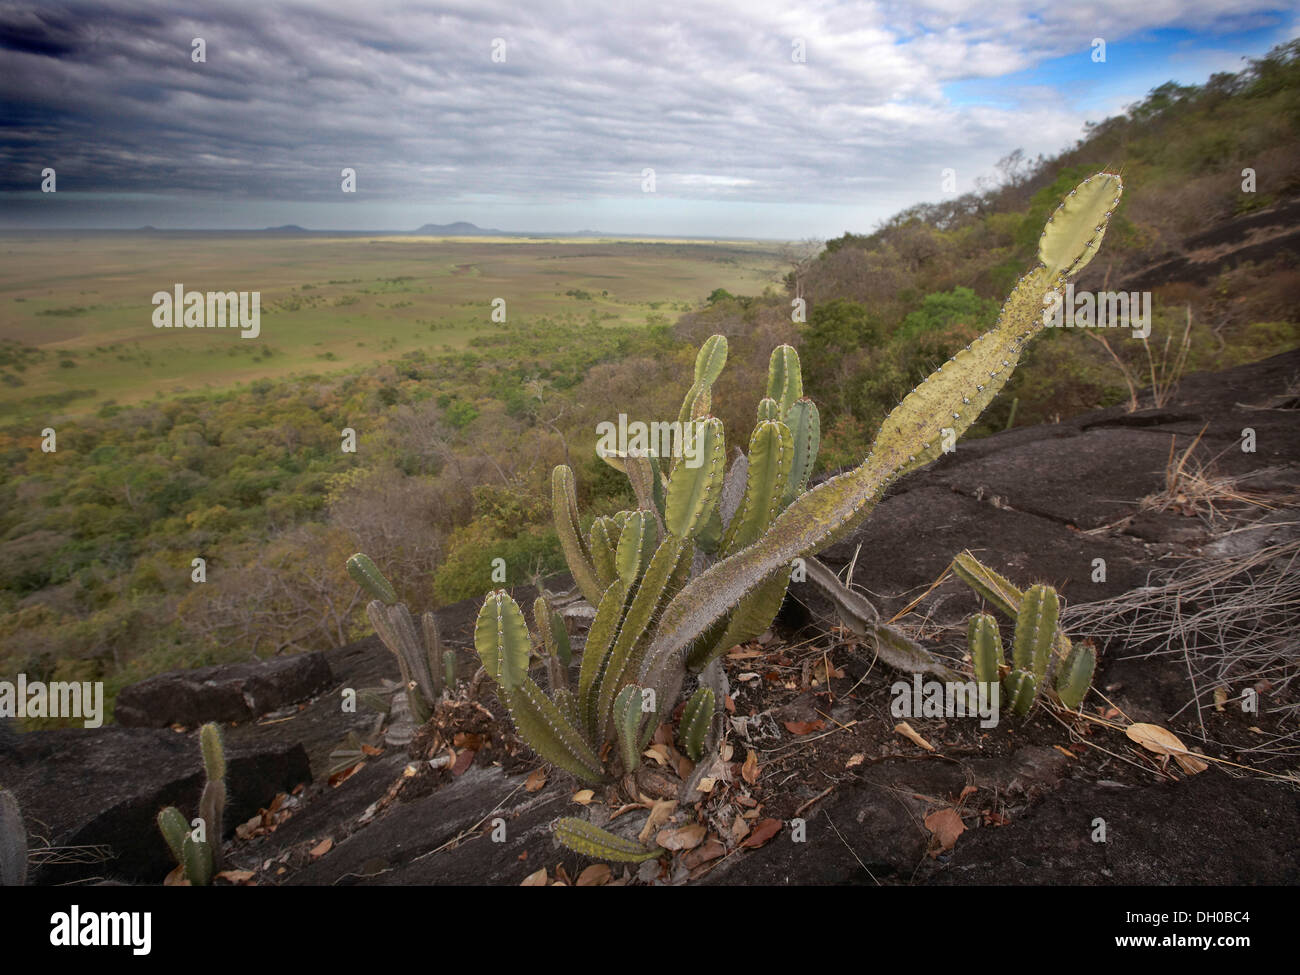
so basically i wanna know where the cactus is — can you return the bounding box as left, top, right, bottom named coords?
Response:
left=613, top=685, right=656, bottom=773
left=554, top=817, right=662, bottom=863
left=457, top=174, right=1120, bottom=787
left=1003, top=669, right=1039, bottom=717
left=968, top=613, right=1003, bottom=687
left=156, top=722, right=226, bottom=885
left=1055, top=642, right=1096, bottom=710
left=679, top=686, right=714, bottom=761
left=959, top=562, right=1097, bottom=715
left=346, top=552, right=397, bottom=605
left=0, top=788, right=27, bottom=886
left=1014, top=585, right=1058, bottom=682
left=360, top=595, right=449, bottom=724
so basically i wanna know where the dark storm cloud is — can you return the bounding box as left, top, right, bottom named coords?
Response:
left=0, top=0, right=1291, bottom=223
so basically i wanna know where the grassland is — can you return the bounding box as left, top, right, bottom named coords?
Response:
left=0, top=233, right=784, bottom=417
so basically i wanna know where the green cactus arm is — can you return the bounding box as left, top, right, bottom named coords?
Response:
left=951, top=551, right=1024, bottom=619
left=577, top=579, right=631, bottom=732
left=1013, top=584, right=1058, bottom=681
left=554, top=818, right=662, bottom=863
left=156, top=806, right=188, bottom=867
left=552, top=465, right=604, bottom=606
left=199, top=722, right=225, bottom=782
left=586, top=517, right=618, bottom=591
left=782, top=397, right=821, bottom=507
left=720, top=419, right=794, bottom=556
left=593, top=534, right=692, bottom=737
left=421, top=611, right=444, bottom=698
left=615, top=510, right=653, bottom=587
left=182, top=834, right=214, bottom=886
left=766, top=345, right=803, bottom=421
left=1003, top=670, right=1038, bottom=716
left=756, top=397, right=779, bottom=422
left=613, top=684, right=656, bottom=772
left=672, top=336, right=728, bottom=460
left=369, top=601, right=437, bottom=711
left=474, top=591, right=533, bottom=691
left=663, top=417, right=725, bottom=539
left=504, top=677, right=605, bottom=785
left=1055, top=642, right=1096, bottom=709
left=624, top=451, right=666, bottom=533
left=638, top=173, right=1121, bottom=709
left=679, top=686, right=714, bottom=761
left=685, top=570, right=789, bottom=672
left=1039, top=173, right=1123, bottom=282
left=198, top=779, right=226, bottom=872
left=443, top=649, right=458, bottom=689
left=346, top=553, right=397, bottom=605
left=968, top=613, right=1004, bottom=686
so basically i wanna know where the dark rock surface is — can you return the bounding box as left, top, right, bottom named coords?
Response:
left=0, top=726, right=310, bottom=883
left=5, top=349, right=1297, bottom=886
left=114, top=651, right=334, bottom=728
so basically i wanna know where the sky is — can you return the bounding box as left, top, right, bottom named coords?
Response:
left=0, top=0, right=1296, bottom=237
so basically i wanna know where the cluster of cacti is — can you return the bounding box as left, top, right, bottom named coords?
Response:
left=0, top=787, right=27, bottom=886
left=157, top=722, right=226, bottom=885
left=957, top=552, right=1096, bottom=714
left=463, top=173, right=1121, bottom=860
left=346, top=553, right=457, bottom=721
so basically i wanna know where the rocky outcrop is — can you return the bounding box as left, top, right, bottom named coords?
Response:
left=114, top=652, right=334, bottom=728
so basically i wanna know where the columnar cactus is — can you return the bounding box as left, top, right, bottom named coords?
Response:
left=679, top=686, right=715, bottom=761
left=957, top=554, right=1097, bottom=715
left=156, top=721, right=227, bottom=885
left=347, top=553, right=450, bottom=722
left=553, top=818, right=662, bottom=863
left=463, top=173, right=1121, bottom=858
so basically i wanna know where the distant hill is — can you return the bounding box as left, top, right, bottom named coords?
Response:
left=410, top=221, right=507, bottom=236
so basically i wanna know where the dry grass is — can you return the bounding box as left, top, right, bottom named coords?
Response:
left=1064, top=528, right=1300, bottom=759
left=1087, top=304, right=1194, bottom=411
left=1139, top=426, right=1296, bottom=525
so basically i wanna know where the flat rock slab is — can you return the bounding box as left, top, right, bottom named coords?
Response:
left=0, top=726, right=310, bottom=884
left=114, top=652, right=334, bottom=728
left=921, top=771, right=1300, bottom=885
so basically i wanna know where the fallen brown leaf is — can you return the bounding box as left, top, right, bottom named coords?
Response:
left=741, top=818, right=782, bottom=849
left=924, top=808, right=966, bottom=855
left=576, top=864, right=611, bottom=886
left=656, top=823, right=707, bottom=851
left=524, top=767, right=547, bottom=792
left=783, top=719, right=826, bottom=736
left=520, top=867, right=548, bottom=886
left=1125, top=723, right=1208, bottom=774
left=310, top=837, right=333, bottom=859
left=895, top=722, right=935, bottom=752
left=741, top=749, right=759, bottom=785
